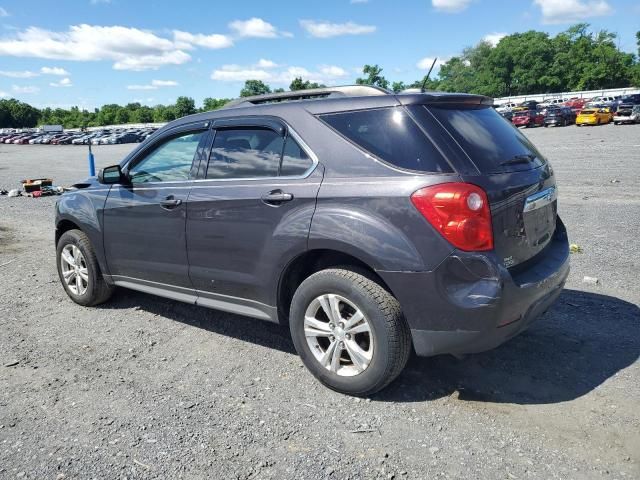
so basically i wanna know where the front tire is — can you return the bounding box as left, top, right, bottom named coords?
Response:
left=289, top=268, right=411, bottom=396
left=56, top=229, right=114, bottom=306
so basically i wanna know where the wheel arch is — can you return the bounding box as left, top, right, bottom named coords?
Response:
left=277, top=248, right=394, bottom=325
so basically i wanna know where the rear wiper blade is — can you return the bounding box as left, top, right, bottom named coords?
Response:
left=500, top=154, right=536, bottom=166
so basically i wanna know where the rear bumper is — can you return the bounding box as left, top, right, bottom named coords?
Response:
left=378, top=218, right=570, bottom=357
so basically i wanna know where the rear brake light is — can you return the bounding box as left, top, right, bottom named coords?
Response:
left=411, top=183, right=493, bottom=251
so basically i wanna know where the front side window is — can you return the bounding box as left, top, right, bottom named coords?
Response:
left=129, top=131, right=204, bottom=183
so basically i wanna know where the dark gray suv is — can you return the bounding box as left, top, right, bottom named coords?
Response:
left=55, top=86, right=570, bottom=395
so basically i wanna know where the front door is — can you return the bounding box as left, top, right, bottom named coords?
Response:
left=103, top=126, right=208, bottom=290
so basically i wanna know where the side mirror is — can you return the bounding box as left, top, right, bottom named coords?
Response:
left=98, top=164, right=126, bottom=184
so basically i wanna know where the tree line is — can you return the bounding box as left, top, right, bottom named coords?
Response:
left=1, top=24, right=638, bottom=129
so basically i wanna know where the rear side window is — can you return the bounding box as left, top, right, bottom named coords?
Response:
left=413, top=105, right=546, bottom=174
left=319, top=107, right=452, bottom=173
left=207, top=128, right=283, bottom=179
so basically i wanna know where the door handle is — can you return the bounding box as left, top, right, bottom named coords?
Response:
left=160, top=195, right=182, bottom=210
left=261, top=190, right=294, bottom=206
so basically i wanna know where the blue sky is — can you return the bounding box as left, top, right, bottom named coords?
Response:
left=0, top=0, right=638, bottom=109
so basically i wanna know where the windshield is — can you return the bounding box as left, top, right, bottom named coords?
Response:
left=581, top=110, right=596, bottom=114
left=411, top=104, right=546, bottom=174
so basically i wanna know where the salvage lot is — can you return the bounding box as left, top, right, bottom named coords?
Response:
left=1, top=124, right=639, bottom=479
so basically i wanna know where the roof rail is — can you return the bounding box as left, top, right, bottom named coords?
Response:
left=220, top=85, right=390, bottom=109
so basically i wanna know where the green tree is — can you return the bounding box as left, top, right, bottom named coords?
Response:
left=201, top=97, right=230, bottom=111
left=240, top=80, right=271, bottom=97
left=174, top=96, right=196, bottom=118
left=355, top=65, right=389, bottom=90
left=289, top=77, right=325, bottom=91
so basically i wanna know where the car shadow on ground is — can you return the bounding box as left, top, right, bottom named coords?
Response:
left=103, top=288, right=638, bottom=405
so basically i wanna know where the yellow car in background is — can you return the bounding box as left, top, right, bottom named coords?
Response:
left=576, top=108, right=611, bottom=126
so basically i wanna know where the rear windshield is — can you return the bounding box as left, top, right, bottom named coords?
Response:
left=581, top=110, right=595, bottom=114
left=410, top=105, right=546, bottom=174
left=318, top=107, right=453, bottom=173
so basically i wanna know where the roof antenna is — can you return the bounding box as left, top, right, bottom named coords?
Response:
left=421, top=57, right=438, bottom=92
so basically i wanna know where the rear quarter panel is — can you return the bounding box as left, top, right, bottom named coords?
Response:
left=310, top=176, right=458, bottom=272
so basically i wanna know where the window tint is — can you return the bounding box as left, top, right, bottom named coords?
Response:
left=280, top=136, right=313, bottom=176
left=415, top=105, right=546, bottom=174
left=207, top=128, right=283, bottom=179
left=129, top=131, right=204, bottom=183
left=319, top=107, right=452, bottom=173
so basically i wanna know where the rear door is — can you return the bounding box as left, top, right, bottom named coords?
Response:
left=409, top=104, right=557, bottom=268
left=186, top=117, right=322, bottom=314
left=103, top=122, right=209, bottom=289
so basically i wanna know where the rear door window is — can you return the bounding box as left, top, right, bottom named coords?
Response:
left=207, top=128, right=283, bottom=179
left=318, top=107, right=453, bottom=173
left=411, top=105, right=546, bottom=174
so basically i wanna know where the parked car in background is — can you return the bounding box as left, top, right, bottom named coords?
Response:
left=512, top=109, right=544, bottom=128
left=544, top=106, right=576, bottom=127
left=616, top=94, right=640, bottom=106
left=613, top=104, right=640, bottom=125
left=518, top=100, right=539, bottom=111
left=576, top=108, right=610, bottom=126
left=564, top=98, right=589, bottom=114
left=590, top=96, right=617, bottom=107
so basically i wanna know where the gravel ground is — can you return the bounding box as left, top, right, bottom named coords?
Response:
left=1, top=124, right=639, bottom=479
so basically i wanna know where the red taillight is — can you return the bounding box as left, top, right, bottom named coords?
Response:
left=411, top=183, right=494, bottom=251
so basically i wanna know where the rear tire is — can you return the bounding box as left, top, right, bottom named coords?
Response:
left=289, top=268, right=411, bottom=396
left=56, top=229, right=114, bottom=306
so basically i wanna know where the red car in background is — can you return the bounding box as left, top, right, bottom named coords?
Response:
left=564, top=97, right=589, bottom=114
left=512, top=109, right=544, bottom=128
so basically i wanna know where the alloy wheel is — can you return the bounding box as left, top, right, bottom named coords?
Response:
left=60, top=244, right=89, bottom=296
left=304, top=294, right=373, bottom=377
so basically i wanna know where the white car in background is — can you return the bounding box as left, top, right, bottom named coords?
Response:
left=495, top=102, right=517, bottom=113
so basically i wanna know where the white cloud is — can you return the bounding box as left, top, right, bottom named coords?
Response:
left=127, top=79, right=179, bottom=90
left=0, top=7, right=8, bottom=17
left=319, top=65, right=347, bottom=77
left=50, top=77, right=73, bottom=87
left=534, top=0, right=612, bottom=24
left=211, top=62, right=348, bottom=85
left=228, top=18, right=291, bottom=38
left=211, top=65, right=272, bottom=82
left=151, top=79, right=178, bottom=87
left=173, top=30, right=233, bottom=50
left=211, top=64, right=348, bottom=86
left=432, top=0, right=472, bottom=13
left=300, top=20, right=376, bottom=38
left=41, top=66, right=70, bottom=76
left=483, top=32, right=507, bottom=46
left=416, top=57, right=448, bottom=70
left=0, top=24, right=192, bottom=71
left=127, top=84, right=156, bottom=90
left=0, top=91, right=8, bottom=97
left=12, top=85, right=39, bottom=94
left=255, top=58, right=278, bottom=68
left=0, top=70, right=39, bottom=78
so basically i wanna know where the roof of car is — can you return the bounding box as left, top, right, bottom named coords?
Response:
left=158, top=86, right=493, bottom=137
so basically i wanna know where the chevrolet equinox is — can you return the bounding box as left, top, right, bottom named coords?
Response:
left=55, top=86, right=570, bottom=395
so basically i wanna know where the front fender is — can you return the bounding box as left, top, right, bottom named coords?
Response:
left=55, top=186, right=111, bottom=276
